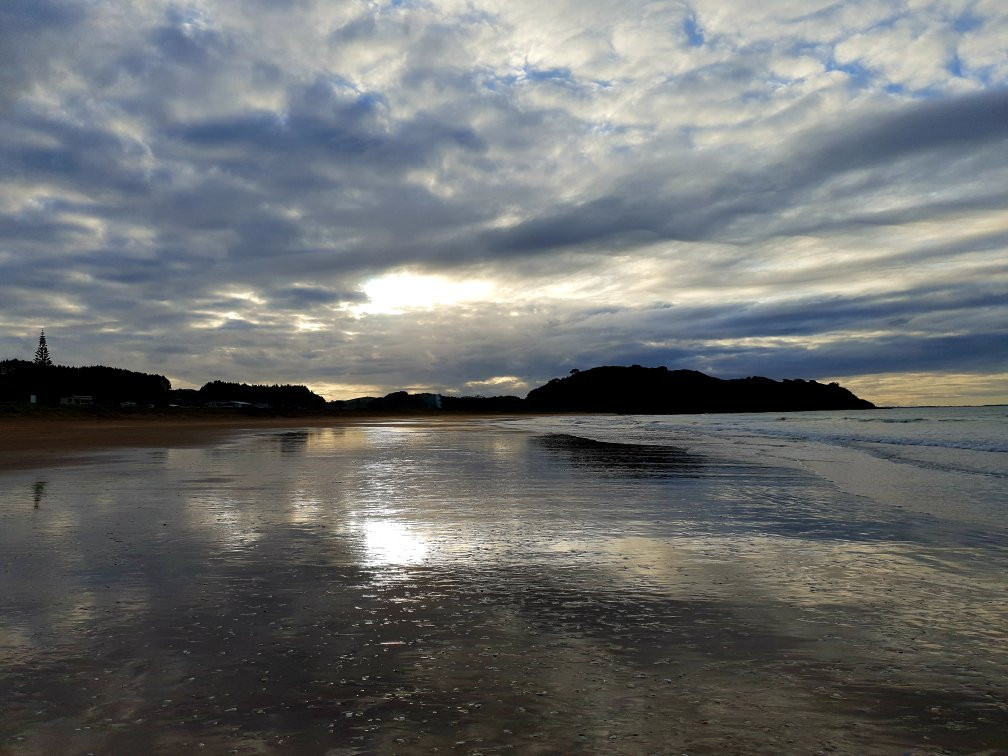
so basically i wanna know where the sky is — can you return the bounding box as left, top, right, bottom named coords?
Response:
left=1, top=0, right=1006, bottom=406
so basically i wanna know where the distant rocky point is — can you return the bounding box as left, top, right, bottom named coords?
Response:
left=524, top=365, right=875, bottom=413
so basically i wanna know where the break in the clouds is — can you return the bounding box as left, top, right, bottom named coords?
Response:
left=1, top=0, right=1006, bottom=406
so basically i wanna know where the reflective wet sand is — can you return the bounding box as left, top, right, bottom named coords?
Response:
left=1, top=420, right=1006, bottom=753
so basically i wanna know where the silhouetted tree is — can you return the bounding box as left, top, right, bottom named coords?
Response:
left=33, top=330, right=52, bottom=367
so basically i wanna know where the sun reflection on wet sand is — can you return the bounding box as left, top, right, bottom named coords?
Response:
left=357, top=519, right=430, bottom=566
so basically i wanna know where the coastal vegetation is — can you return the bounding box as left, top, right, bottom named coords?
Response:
left=0, top=359, right=172, bottom=407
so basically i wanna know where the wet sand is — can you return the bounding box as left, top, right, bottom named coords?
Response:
left=1, top=420, right=1006, bottom=754
left=0, top=414, right=492, bottom=473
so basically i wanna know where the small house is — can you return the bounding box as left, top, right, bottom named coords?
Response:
left=60, top=395, right=94, bottom=406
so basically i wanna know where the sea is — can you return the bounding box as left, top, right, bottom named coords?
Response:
left=499, top=405, right=1008, bottom=535
left=1, top=406, right=1006, bottom=752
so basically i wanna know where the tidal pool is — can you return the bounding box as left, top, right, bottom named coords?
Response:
left=1, top=420, right=1006, bottom=753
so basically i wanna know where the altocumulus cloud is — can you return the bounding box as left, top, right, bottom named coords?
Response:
left=1, top=0, right=1006, bottom=405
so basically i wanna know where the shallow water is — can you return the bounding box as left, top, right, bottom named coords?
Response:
left=1, top=418, right=1006, bottom=753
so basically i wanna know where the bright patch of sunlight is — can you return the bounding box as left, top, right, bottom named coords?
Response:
left=354, top=271, right=493, bottom=315
left=312, top=382, right=384, bottom=401
left=463, top=375, right=529, bottom=394
left=294, top=316, right=326, bottom=332
left=360, top=520, right=430, bottom=566
left=212, top=289, right=266, bottom=304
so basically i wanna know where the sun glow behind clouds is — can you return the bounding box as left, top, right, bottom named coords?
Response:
left=355, top=272, right=494, bottom=315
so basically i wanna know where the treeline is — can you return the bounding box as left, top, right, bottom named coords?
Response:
left=0, top=360, right=326, bottom=409
left=180, top=381, right=326, bottom=409
left=0, top=359, right=170, bottom=405
left=0, top=358, right=876, bottom=414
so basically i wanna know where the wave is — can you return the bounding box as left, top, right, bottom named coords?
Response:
left=755, top=428, right=1008, bottom=455
left=856, top=417, right=928, bottom=424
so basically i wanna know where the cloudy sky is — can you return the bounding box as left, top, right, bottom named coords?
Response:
left=2, top=0, right=1006, bottom=405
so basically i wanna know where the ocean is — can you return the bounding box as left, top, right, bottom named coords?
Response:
left=1, top=407, right=1006, bottom=752
left=500, top=405, right=1008, bottom=534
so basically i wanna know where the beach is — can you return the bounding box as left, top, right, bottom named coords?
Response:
left=1, top=412, right=1006, bottom=753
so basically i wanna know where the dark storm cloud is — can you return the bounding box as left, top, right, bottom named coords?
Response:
left=582, top=284, right=1006, bottom=346
left=150, top=10, right=230, bottom=66
left=703, top=287, right=1008, bottom=339
left=0, top=213, right=90, bottom=243
left=802, top=88, right=1008, bottom=171
left=4, top=111, right=153, bottom=197
left=169, top=94, right=483, bottom=172
left=485, top=196, right=663, bottom=253
left=697, top=331, right=1008, bottom=379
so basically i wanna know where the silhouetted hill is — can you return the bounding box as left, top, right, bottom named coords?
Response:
left=525, top=366, right=874, bottom=413
left=333, top=367, right=872, bottom=414
left=0, top=359, right=170, bottom=405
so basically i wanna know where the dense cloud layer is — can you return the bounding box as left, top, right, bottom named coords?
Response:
left=1, top=0, right=1006, bottom=405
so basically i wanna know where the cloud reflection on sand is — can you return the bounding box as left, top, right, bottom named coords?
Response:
left=187, top=489, right=263, bottom=552
left=287, top=488, right=327, bottom=525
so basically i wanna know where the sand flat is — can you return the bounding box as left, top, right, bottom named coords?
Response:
left=2, top=417, right=1006, bottom=753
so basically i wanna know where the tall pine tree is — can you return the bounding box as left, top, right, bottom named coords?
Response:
left=34, top=330, right=53, bottom=366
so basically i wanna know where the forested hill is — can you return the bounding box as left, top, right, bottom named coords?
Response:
left=524, top=366, right=875, bottom=413
left=195, top=380, right=326, bottom=409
